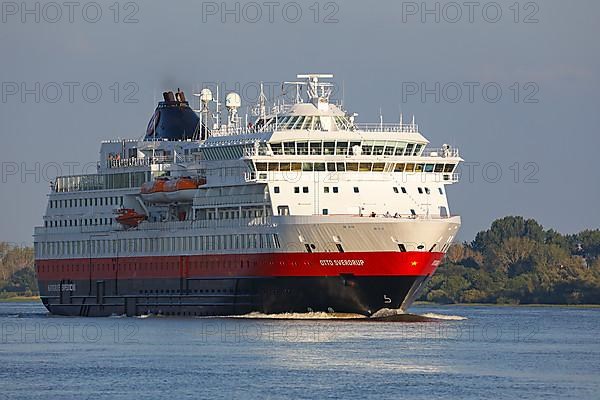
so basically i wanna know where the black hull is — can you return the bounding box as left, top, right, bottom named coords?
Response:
left=39, top=275, right=430, bottom=317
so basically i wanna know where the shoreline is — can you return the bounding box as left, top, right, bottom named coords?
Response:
left=0, top=296, right=40, bottom=303
left=413, top=301, right=600, bottom=308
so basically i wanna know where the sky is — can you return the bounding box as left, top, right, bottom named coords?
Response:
left=1, top=0, right=599, bottom=245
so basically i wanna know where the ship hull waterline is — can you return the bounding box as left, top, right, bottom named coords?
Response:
left=36, top=251, right=443, bottom=317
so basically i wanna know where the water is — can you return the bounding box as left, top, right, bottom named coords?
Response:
left=1, top=302, right=599, bottom=400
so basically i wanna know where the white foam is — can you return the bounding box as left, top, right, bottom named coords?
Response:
left=420, top=312, right=468, bottom=321
left=370, top=308, right=406, bottom=318
left=229, top=311, right=366, bottom=320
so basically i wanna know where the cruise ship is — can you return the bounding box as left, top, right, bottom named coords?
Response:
left=34, top=74, right=462, bottom=317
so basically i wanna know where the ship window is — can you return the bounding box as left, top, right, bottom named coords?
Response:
left=324, top=187, right=330, bottom=193
left=394, top=163, right=405, bottom=172
left=303, top=187, right=309, bottom=193
left=410, top=209, right=416, bottom=216
left=323, top=142, right=335, bottom=155
left=425, top=187, right=430, bottom=194
left=405, top=163, right=415, bottom=172
left=268, top=162, right=279, bottom=171
left=347, top=163, right=358, bottom=171
left=415, top=164, right=424, bottom=172
left=413, top=144, right=423, bottom=156
left=309, top=142, right=322, bottom=155
left=294, top=187, right=300, bottom=193
left=438, top=188, right=444, bottom=195
left=284, top=142, right=296, bottom=155
left=333, top=187, right=339, bottom=193
left=398, top=243, right=407, bottom=252
left=434, top=164, right=444, bottom=173
left=393, top=187, right=399, bottom=193
left=336, top=243, right=344, bottom=252
left=255, top=163, right=267, bottom=171
left=336, top=141, right=348, bottom=155
left=314, top=163, right=325, bottom=172
left=424, top=164, right=435, bottom=172
left=327, top=163, right=336, bottom=172
left=336, top=163, right=346, bottom=172
left=353, top=187, right=359, bottom=193
left=401, top=187, right=407, bottom=193
left=373, top=143, right=385, bottom=155
left=373, top=163, right=385, bottom=172
left=323, top=209, right=329, bottom=215
left=279, top=162, right=291, bottom=171
left=359, top=163, right=372, bottom=172
left=418, top=187, right=423, bottom=194
left=270, top=143, right=283, bottom=155
left=302, top=163, right=313, bottom=172
left=297, top=142, right=308, bottom=155
left=444, top=164, right=455, bottom=173
left=274, top=186, right=280, bottom=194
left=384, top=143, right=395, bottom=156
left=395, top=145, right=406, bottom=156
left=361, top=141, right=373, bottom=155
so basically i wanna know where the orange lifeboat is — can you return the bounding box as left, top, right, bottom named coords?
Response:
left=140, top=177, right=170, bottom=202
left=115, top=208, right=147, bottom=228
left=164, top=177, right=206, bottom=202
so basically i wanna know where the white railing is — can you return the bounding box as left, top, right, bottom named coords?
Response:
left=353, top=123, right=419, bottom=133
left=422, top=147, right=460, bottom=158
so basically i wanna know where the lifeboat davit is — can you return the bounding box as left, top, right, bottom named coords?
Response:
left=115, top=208, right=147, bottom=228
left=140, top=176, right=205, bottom=203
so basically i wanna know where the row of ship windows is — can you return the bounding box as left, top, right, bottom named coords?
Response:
left=274, top=186, right=444, bottom=195
left=49, top=196, right=124, bottom=209
left=268, top=141, right=423, bottom=156
left=255, top=162, right=456, bottom=173
left=36, top=234, right=282, bottom=257
left=45, top=218, right=113, bottom=228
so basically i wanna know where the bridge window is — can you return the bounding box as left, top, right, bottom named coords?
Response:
left=347, top=163, right=359, bottom=172
left=425, top=164, right=435, bottom=172
left=405, top=163, right=415, bottom=172
left=336, top=163, right=346, bottom=172
left=309, top=142, right=322, bottom=155
left=394, top=163, right=405, bottom=172
left=297, top=142, right=308, bottom=155
left=323, top=142, right=335, bottom=155
left=336, top=141, right=348, bottom=155
left=444, top=164, right=456, bottom=172
left=302, top=163, right=313, bottom=172
left=435, top=164, right=444, bottom=173
left=314, top=163, right=326, bottom=172
left=404, top=143, right=415, bottom=156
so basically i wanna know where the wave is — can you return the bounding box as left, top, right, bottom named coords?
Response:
left=228, top=311, right=366, bottom=320
left=420, top=313, right=468, bottom=321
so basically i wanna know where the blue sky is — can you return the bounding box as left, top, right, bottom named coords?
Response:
left=1, top=0, right=599, bottom=244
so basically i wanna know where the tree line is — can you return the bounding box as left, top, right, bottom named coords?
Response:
left=420, top=216, right=600, bottom=304
left=0, top=242, right=36, bottom=298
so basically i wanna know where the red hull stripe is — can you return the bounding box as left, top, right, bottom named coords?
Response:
left=36, top=251, right=444, bottom=280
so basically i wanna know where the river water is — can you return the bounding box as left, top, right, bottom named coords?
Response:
left=1, top=302, right=598, bottom=399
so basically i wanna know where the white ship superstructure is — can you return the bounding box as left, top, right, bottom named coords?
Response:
left=34, top=74, right=462, bottom=317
